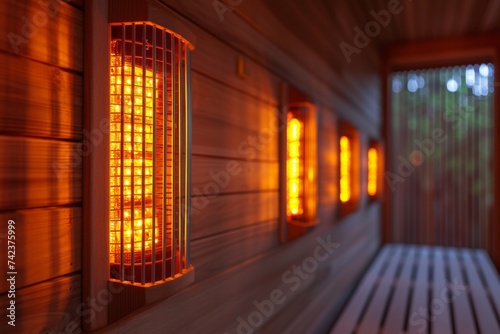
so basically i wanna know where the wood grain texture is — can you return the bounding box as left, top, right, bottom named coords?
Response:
left=0, top=207, right=81, bottom=293
left=318, top=107, right=338, bottom=208
left=0, top=0, right=83, bottom=71
left=191, top=191, right=278, bottom=240
left=192, top=156, right=278, bottom=195
left=0, top=136, right=82, bottom=211
left=160, top=0, right=380, bottom=137
left=192, top=73, right=280, bottom=161
left=261, top=211, right=380, bottom=334
left=0, top=274, right=81, bottom=333
left=98, top=212, right=377, bottom=333
left=447, top=250, right=477, bottom=334
left=83, top=0, right=109, bottom=329
left=191, top=220, right=279, bottom=283
left=0, top=51, right=83, bottom=140
left=330, top=246, right=500, bottom=334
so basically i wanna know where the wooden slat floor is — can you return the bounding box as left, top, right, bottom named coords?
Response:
left=330, top=244, right=500, bottom=334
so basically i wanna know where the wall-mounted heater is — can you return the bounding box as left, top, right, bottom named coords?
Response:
left=283, top=100, right=317, bottom=241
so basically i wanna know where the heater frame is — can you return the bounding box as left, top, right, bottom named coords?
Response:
left=279, top=84, right=318, bottom=242
left=84, top=0, right=195, bottom=329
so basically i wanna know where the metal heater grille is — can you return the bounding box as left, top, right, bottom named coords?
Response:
left=109, top=23, right=191, bottom=285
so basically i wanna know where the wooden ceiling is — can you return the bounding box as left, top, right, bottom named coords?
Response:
left=264, top=0, right=500, bottom=69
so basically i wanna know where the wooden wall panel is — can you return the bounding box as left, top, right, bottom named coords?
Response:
left=192, top=156, right=278, bottom=195
left=99, top=208, right=379, bottom=333
left=193, top=72, right=278, bottom=130
left=192, top=121, right=278, bottom=161
left=160, top=0, right=379, bottom=137
left=0, top=207, right=82, bottom=293
left=191, top=191, right=278, bottom=240
left=318, top=107, right=339, bottom=208
left=192, top=73, right=279, bottom=161
left=189, top=33, right=280, bottom=106
left=191, top=220, right=279, bottom=282
left=0, top=274, right=81, bottom=333
left=260, top=227, right=378, bottom=333
left=0, top=0, right=83, bottom=71
left=0, top=136, right=82, bottom=211
left=0, top=0, right=85, bottom=332
left=0, top=52, right=83, bottom=140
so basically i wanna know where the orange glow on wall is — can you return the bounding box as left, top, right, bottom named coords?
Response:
left=367, top=147, right=378, bottom=196
left=340, top=136, right=351, bottom=203
left=287, top=116, right=304, bottom=217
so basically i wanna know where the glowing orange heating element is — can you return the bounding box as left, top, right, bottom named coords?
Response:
left=367, top=147, right=378, bottom=196
left=340, top=136, right=351, bottom=203
left=287, top=116, right=303, bottom=217
left=109, top=47, right=159, bottom=265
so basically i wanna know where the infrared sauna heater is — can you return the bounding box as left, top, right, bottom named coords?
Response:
left=338, top=121, right=360, bottom=216
left=286, top=103, right=317, bottom=228
left=367, top=140, right=383, bottom=199
left=108, top=21, right=194, bottom=285
left=84, top=0, right=196, bottom=325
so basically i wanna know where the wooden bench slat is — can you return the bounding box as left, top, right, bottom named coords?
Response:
left=461, top=250, right=500, bottom=333
left=474, top=249, right=500, bottom=318
left=407, top=247, right=430, bottom=334
left=331, top=245, right=500, bottom=334
left=383, top=246, right=417, bottom=334
left=447, top=249, right=478, bottom=334
left=330, top=245, right=392, bottom=334
left=358, top=245, right=404, bottom=334
left=431, top=248, right=453, bottom=333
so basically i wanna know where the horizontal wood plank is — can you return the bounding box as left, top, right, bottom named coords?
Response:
left=0, top=52, right=83, bottom=140
left=0, top=136, right=82, bottom=211
left=191, top=191, right=278, bottom=240
left=192, top=72, right=279, bottom=131
left=193, top=115, right=278, bottom=161
left=0, top=274, right=81, bottom=333
left=191, top=220, right=279, bottom=283
left=99, top=208, right=376, bottom=333
left=0, top=207, right=82, bottom=293
left=263, top=216, right=379, bottom=334
left=192, top=156, right=278, bottom=195
left=160, top=0, right=380, bottom=136
left=192, top=73, right=279, bottom=161
left=0, top=0, right=84, bottom=71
